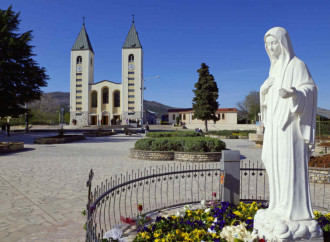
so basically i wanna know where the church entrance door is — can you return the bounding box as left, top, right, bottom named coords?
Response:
left=91, top=116, right=97, bottom=125
left=102, top=116, right=108, bottom=125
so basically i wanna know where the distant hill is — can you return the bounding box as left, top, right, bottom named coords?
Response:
left=28, top=92, right=70, bottom=113
left=29, top=92, right=176, bottom=115
left=144, top=100, right=176, bottom=115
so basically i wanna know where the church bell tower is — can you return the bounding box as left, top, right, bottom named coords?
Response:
left=70, top=21, right=94, bottom=126
left=122, top=18, right=143, bottom=122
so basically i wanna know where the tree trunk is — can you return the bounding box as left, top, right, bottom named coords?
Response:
left=204, top=120, right=208, bottom=132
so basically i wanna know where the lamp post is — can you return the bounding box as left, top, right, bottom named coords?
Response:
left=140, top=75, right=160, bottom=130
left=60, top=107, right=64, bottom=129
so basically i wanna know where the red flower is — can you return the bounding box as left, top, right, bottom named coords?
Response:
left=259, top=239, right=265, bottom=242
left=212, top=192, right=217, bottom=197
left=120, top=216, right=136, bottom=225
left=137, top=204, right=143, bottom=212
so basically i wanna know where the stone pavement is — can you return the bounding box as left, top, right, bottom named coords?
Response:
left=0, top=133, right=328, bottom=241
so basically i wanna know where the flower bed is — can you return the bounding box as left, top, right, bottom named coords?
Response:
left=309, top=154, right=330, bottom=168
left=34, top=135, right=85, bottom=144
left=132, top=202, right=329, bottom=242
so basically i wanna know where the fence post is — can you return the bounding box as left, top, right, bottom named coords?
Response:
left=220, top=150, right=241, bottom=205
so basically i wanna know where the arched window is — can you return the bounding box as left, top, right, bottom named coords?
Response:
left=222, top=113, right=225, bottom=120
left=102, top=88, right=109, bottom=104
left=90, top=58, right=93, bottom=66
left=114, top=91, right=120, bottom=107
left=77, top=56, right=82, bottom=64
left=183, top=114, right=186, bottom=120
left=91, top=91, right=97, bottom=108
left=128, top=54, right=134, bottom=62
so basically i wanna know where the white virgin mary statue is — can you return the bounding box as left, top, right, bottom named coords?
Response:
left=253, top=27, right=323, bottom=241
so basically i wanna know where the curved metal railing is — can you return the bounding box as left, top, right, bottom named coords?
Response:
left=86, top=162, right=223, bottom=241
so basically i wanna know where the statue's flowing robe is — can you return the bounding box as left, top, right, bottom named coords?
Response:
left=261, top=28, right=317, bottom=221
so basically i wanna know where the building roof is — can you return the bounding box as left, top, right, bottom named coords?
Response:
left=122, top=22, right=142, bottom=49
left=168, top=108, right=193, bottom=113
left=72, top=24, right=94, bottom=53
left=168, top=108, right=238, bottom=113
left=90, top=80, right=121, bottom=85
left=317, top=107, right=330, bottom=119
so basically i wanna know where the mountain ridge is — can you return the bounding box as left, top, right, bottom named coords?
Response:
left=29, top=92, right=176, bottom=115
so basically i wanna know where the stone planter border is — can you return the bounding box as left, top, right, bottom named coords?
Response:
left=129, top=148, right=221, bottom=162
left=205, top=134, right=248, bottom=139
left=0, top=142, right=24, bottom=153
left=34, top=135, right=85, bottom=144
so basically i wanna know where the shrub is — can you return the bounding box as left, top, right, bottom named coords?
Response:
left=146, top=131, right=204, bottom=138
left=135, top=137, right=225, bottom=152
left=207, top=130, right=256, bottom=136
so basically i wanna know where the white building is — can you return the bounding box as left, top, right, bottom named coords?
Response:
left=168, top=108, right=238, bottom=125
left=70, top=20, right=144, bottom=126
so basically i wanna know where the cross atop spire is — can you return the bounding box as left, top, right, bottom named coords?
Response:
left=132, top=14, right=135, bottom=24
left=123, top=18, right=142, bottom=49
left=72, top=23, right=94, bottom=53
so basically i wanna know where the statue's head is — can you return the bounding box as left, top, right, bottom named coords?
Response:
left=265, top=35, right=281, bottom=58
left=264, top=27, right=295, bottom=63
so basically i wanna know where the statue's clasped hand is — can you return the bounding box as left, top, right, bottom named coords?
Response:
left=261, top=77, right=274, bottom=95
left=279, top=87, right=297, bottom=99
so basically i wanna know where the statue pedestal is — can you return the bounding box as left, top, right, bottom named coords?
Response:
left=253, top=209, right=323, bottom=241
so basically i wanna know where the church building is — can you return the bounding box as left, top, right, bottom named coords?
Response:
left=70, top=20, right=144, bottom=126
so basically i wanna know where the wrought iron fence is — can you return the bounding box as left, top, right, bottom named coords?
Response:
left=309, top=165, right=330, bottom=210
left=86, top=163, right=224, bottom=241
left=240, top=160, right=268, bottom=203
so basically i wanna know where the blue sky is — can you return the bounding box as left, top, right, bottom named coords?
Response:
left=1, top=0, right=329, bottom=109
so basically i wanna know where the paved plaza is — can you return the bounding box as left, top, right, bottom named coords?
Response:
left=0, top=132, right=328, bottom=241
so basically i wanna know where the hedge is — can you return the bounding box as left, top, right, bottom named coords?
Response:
left=146, top=131, right=204, bottom=138
left=135, top=137, right=226, bottom=152
left=207, top=130, right=256, bottom=136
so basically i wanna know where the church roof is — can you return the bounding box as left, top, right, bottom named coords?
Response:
left=123, top=22, right=142, bottom=49
left=72, top=24, right=94, bottom=53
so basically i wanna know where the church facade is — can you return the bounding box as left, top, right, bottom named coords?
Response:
left=70, top=21, right=144, bottom=126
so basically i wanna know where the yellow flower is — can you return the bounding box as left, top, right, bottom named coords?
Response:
left=207, top=216, right=214, bottom=222
left=154, top=229, right=162, bottom=238
left=140, top=232, right=151, bottom=239
left=176, top=229, right=181, bottom=234
left=211, top=233, right=220, bottom=238
left=247, top=216, right=252, bottom=219
left=196, top=209, right=203, bottom=215
left=233, top=211, right=243, bottom=217
left=166, top=233, right=175, bottom=240
left=154, top=239, right=161, bottom=242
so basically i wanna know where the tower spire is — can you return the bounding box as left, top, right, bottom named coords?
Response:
left=83, top=16, right=85, bottom=25
left=132, top=14, right=135, bottom=24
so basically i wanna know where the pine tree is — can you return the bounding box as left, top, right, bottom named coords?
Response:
left=0, top=5, right=48, bottom=117
left=192, top=63, right=219, bottom=132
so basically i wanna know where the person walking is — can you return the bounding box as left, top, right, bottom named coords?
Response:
left=6, top=123, right=10, bottom=137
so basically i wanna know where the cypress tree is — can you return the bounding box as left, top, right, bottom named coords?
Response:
left=0, top=5, right=48, bottom=117
left=192, top=63, right=219, bottom=132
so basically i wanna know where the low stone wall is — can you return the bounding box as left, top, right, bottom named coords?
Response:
left=0, top=142, right=24, bottom=153
left=185, top=123, right=257, bottom=131
left=34, top=135, right=85, bottom=144
left=175, top=152, right=221, bottom=162
left=129, top=148, right=221, bottom=162
left=309, top=167, right=330, bottom=183
left=129, top=149, right=174, bottom=160
left=83, top=131, right=115, bottom=137
left=206, top=134, right=248, bottom=139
